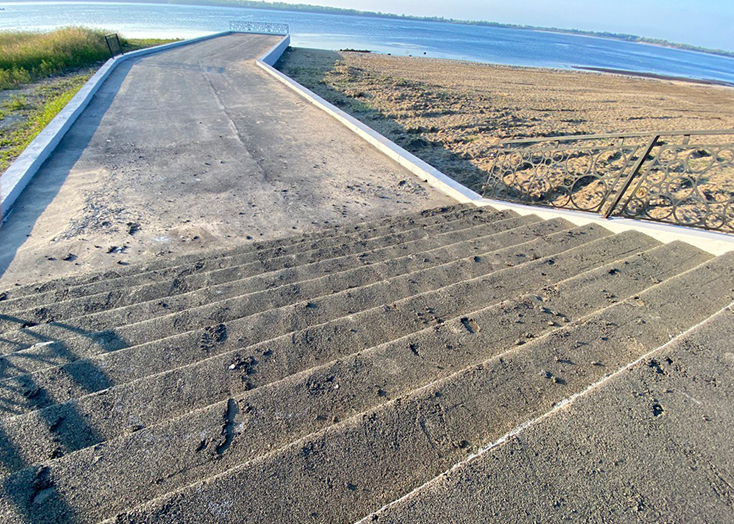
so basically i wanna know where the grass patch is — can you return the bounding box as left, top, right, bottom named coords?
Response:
left=4, top=96, right=29, bottom=111
left=0, top=27, right=180, bottom=90
left=125, top=38, right=180, bottom=52
left=0, top=27, right=112, bottom=89
left=0, top=72, right=92, bottom=171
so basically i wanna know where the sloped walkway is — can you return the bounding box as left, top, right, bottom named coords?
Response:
left=0, top=34, right=451, bottom=287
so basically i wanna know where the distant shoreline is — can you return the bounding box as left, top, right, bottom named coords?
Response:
left=573, top=66, right=734, bottom=88
left=5, top=0, right=734, bottom=59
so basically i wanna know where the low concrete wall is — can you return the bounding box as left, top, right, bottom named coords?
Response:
left=255, top=40, right=481, bottom=205
left=260, top=35, right=292, bottom=66
left=0, top=31, right=233, bottom=221
left=256, top=38, right=734, bottom=255
left=473, top=197, right=734, bottom=255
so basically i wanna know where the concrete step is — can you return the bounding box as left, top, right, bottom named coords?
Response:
left=0, top=206, right=507, bottom=316
left=0, top=242, right=711, bottom=522
left=0, top=226, right=620, bottom=408
left=0, top=212, right=532, bottom=318
left=0, top=223, right=615, bottom=362
left=363, top=302, right=734, bottom=524
left=0, top=219, right=556, bottom=383
left=95, top=251, right=734, bottom=524
left=0, top=214, right=542, bottom=334
left=0, top=204, right=480, bottom=305
left=0, top=229, right=657, bottom=472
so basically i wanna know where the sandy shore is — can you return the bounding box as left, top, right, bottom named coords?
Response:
left=573, top=66, right=734, bottom=88
left=278, top=49, right=734, bottom=192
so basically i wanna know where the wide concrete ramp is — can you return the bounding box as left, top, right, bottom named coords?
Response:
left=0, top=34, right=452, bottom=287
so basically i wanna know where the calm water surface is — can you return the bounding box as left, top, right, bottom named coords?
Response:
left=2, top=1, right=734, bottom=84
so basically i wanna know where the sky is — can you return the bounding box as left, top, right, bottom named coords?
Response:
left=267, top=0, right=734, bottom=50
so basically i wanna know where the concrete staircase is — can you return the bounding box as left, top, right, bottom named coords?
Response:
left=0, top=204, right=731, bottom=523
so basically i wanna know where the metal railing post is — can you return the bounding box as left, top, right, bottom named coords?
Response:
left=105, top=34, right=123, bottom=58
left=115, top=34, right=124, bottom=55
left=105, top=35, right=115, bottom=59
left=602, top=134, right=659, bottom=218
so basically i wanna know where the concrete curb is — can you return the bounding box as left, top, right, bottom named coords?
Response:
left=472, top=198, right=734, bottom=255
left=0, top=31, right=235, bottom=221
left=255, top=39, right=480, bottom=205
left=256, top=38, right=734, bottom=255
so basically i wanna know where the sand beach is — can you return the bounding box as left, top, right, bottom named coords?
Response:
left=278, top=48, right=734, bottom=192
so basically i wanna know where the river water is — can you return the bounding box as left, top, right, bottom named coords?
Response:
left=2, top=1, right=734, bottom=84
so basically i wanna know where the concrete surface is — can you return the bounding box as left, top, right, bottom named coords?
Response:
left=0, top=33, right=451, bottom=288
left=0, top=32, right=233, bottom=221
left=0, top=205, right=731, bottom=523
left=368, top=305, right=734, bottom=524
left=257, top=39, right=483, bottom=205
left=106, top=249, right=734, bottom=524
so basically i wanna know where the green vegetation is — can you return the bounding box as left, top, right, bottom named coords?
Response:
left=124, top=37, right=182, bottom=52
left=0, top=27, right=178, bottom=90
left=0, top=27, right=177, bottom=172
left=0, top=72, right=91, bottom=170
left=0, top=27, right=112, bottom=89
left=4, top=96, right=29, bottom=111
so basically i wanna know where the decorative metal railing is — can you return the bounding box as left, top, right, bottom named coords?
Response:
left=482, top=130, right=734, bottom=233
left=229, top=21, right=290, bottom=35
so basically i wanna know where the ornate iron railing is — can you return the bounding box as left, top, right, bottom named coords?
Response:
left=229, top=21, right=290, bottom=35
left=482, top=130, right=734, bottom=233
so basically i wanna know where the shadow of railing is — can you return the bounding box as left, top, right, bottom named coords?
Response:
left=0, top=315, right=127, bottom=522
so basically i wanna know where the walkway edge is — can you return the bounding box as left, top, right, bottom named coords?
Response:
left=255, top=40, right=481, bottom=205
left=257, top=39, right=734, bottom=255
left=0, top=31, right=233, bottom=221
left=472, top=198, right=734, bottom=255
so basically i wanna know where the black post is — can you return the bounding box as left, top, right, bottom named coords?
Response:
left=105, top=35, right=115, bottom=58
left=115, top=34, right=124, bottom=55
left=602, top=135, right=660, bottom=218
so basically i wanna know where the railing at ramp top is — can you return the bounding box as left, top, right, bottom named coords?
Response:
left=483, top=130, right=734, bottom=233
left=105, top=33, right=124, bottom=58
left=229, top=21, right=290, bottom=35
